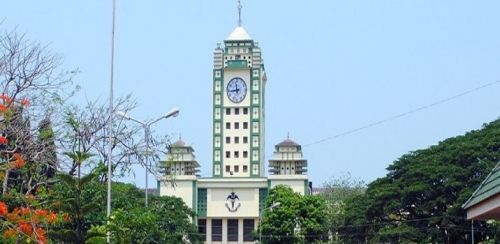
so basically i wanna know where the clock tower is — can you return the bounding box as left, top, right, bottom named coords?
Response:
left=159, top=3, right=311, bottom=242
left=212, top=25, right=266, bottom=178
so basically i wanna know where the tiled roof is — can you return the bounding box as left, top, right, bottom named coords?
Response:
left=463, top=161, right=500, bottom=209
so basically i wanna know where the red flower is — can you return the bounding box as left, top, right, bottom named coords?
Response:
left=0, top=136, right=8, bottom=144
left=47, top=212, right=57, bottom=224
left=13, top=153, right=26, bottom=168
left=0, top=201, right=7, bottom=216
left=15, top=207, right=31, bottom=216
left=35, top=209, right=48, bottom=218
left=0, top=94, right=12, bottom=103
left=2, top=228, right=16, bottom=239
left=18, top=221, right=33, bottom=235
left=35, top=227, right=47, bottom=244
left=63, top=213, right=71, bottom=222
left=0, top=104, right=8, bottom=113
left=20, top=98, right=30, bottom=107
left=6, top=213, right=18, bottom=222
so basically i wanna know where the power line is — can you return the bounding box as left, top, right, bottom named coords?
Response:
left=303, top=80, right=500, bottom=148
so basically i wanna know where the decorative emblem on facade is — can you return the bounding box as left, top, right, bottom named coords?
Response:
left=225, top=192, right=241, bottom=212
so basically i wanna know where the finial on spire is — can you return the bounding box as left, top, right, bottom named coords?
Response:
left=237, top=0, right=242, bottom=26
left=287, top=132, right=290, bottom=139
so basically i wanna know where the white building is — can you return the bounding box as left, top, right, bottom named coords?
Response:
left=158, top=16, right=310, bottom=244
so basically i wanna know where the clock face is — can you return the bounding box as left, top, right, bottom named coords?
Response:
left=226, top=77, right=247, bottom=103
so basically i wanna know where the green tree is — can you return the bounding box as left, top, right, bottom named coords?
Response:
left=48, top=151, right=101, bottom=243
left=340, top=119, right=500, bottom=242
left=260, top=185, right=328, bottom=244
left=320, top=172, right=365, bottom=242
left=86, top=195, right=201, bottom=244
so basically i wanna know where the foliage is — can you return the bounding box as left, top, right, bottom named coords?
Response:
left=320, top=172, right=365, bottom=242
left=85, top=194, right=201, bottom=244
left=339, top=119, right=500, bottom=243
left=48, top=170, right=101, bottom=243
left=260, top=185, right=329, bottom=244
left=0, top=192, right=65, bottom=243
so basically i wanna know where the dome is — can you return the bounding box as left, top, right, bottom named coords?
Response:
left=171, top=139, right=186, bottom=147
left=276, top=138, right=300, bottom=147
left=226, top=26, right=252, bottom=41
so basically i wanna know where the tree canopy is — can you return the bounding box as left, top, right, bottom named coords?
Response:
left=260, top=185, right=329, bottom=243
left=338, top=119, right=500, bottom=243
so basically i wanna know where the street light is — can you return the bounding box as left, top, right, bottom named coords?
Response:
left=116, top=107, right=179, bottom=207
left=259, top=201, right=281, bottom=243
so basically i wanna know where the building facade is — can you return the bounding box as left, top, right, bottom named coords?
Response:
left=158, top=24, right=310, bottom=243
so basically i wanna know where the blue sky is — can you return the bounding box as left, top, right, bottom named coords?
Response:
left=2, top=1, right=499, bottom=187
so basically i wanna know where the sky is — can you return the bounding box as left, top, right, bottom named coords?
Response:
left=2, top=1, right=499, bottom=188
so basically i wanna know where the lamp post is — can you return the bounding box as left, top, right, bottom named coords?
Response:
left=259, top=201, right=281, bottom=243
left=116, top=107, right=179, bottom=207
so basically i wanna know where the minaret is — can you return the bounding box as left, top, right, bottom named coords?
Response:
left=268, top=137, right=308, bottom=175
left=212, top=3, right=267, bottom=178
left=163, top=138, right=200, bottom=176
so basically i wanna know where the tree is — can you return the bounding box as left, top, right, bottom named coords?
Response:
left=48, top=151, right=100, bottom=243
left=320, top=172, right=366, bottom=243
left=340, top=119, right=500, bottom=242
left=260, top=185, right=329, bottom=243
left=0, top=29, right=73, bottom=195
left=60, top=97, right=172, bottom=181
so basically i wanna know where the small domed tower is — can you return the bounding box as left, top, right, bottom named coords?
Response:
left=163, top=138, right=200, bottom=176
left=268, top=137, right=308, bottom=175
left=268, top=137, right=309, bottom=195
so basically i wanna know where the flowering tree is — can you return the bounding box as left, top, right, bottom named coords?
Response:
left=0, top=96, right=65, bottom=243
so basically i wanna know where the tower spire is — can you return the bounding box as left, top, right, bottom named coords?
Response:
left=237, top=0, right=242, bottom=26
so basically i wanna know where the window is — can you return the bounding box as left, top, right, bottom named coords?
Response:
left=243, top=136, right=248, bottom=144
left=226, top=122, right=231, bottom=129
left=226, top=108, right=231, bottom=115
left=235, top=108, right=239, bottom=115
left=226, top=137, right=230, bottom=144
left=234, top=151, right=239, bottom=158
left=243, top=108, right=248, bottom=114
left=234, top=137, right=239, bottom=144
left=243, top=165, right=248, bottom=173
left=243, top=122, right=248, bottom=129
left=212, top=219, right=222, bottom=241
left=198, top=219, right=207, bottom=241
left=226, top=151, right=230, bottom=158
left=228, top=219, right=238, bottom=242
left=226, top=165, right=230, bottom=172
left=235, top=122, right=240, bottom=129
left=234, top=165, right=239, bottom=173
left=243, top=151, right=248, bottom=158
left=243, top=219, right=254, bottom=241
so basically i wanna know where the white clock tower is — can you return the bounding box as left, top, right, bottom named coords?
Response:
left=158, top=2, right=310, bottom=242
left=212, top=22, right=266, bottom=178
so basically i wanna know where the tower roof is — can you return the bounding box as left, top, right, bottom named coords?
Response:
left=226, top=26, right=252, bottom=41
left=171, top=139, right=186, bottom=147
left=276, top=138, right=300, bottom=147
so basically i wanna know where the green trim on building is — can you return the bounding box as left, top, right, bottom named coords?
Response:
left=304, top=180, right=309, bottom=195
left=157, top=180, right=160, bottom=196
left=192, top=181, right=197, bottom=213
left=212, top=68, right=223, bottom=177
left=192, top=181, right=197, bottom=224
left=227, top=60, right=248, bottom=68
left=259, top=188, right=268, bottom=213
left=197, top=188, right=207, bottom=217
